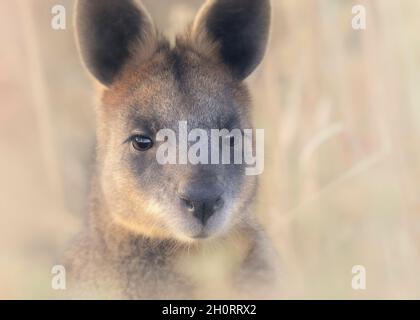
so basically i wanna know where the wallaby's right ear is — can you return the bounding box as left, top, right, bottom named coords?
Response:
left=76, top=0, right=156, bottom=86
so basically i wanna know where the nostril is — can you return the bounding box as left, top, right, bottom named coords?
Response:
left=213, top=197, right=224, bottom=211
left=181, top=197, right=195, bottom=212
left=187, top=201, right=195, bottom=212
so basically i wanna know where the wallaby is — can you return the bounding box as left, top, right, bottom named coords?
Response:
left=66, top=0, right=279, bottom=299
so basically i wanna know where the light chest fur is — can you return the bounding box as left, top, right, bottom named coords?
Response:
left=174, top=233, right=251, bottom=299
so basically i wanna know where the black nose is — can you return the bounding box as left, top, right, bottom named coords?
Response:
left=178, top=180, right=224, bottom=225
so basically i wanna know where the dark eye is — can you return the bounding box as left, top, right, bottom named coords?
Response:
left=131, top=135, right=154, bottom=151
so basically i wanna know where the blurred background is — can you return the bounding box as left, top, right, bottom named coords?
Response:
left=1, top=0, right=420, bottom=299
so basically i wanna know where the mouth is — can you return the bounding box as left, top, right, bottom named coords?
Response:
left=191, top=230, right=209, bottom=239
left=172, top=205, right=232, bottom=242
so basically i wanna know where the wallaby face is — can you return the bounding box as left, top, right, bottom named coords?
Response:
left=76, top=0, right=271, bottom=243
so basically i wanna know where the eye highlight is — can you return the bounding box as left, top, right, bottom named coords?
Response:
left=130, top=135, right=154, bottom=151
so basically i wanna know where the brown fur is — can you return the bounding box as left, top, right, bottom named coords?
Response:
left=65, top=0, right=279, bottom=299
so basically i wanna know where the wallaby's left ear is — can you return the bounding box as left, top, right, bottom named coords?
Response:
left=192, top=0, right=271, bottom=80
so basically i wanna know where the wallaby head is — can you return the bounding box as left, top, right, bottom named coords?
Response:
left=76, top=0, right=271, bottom=243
